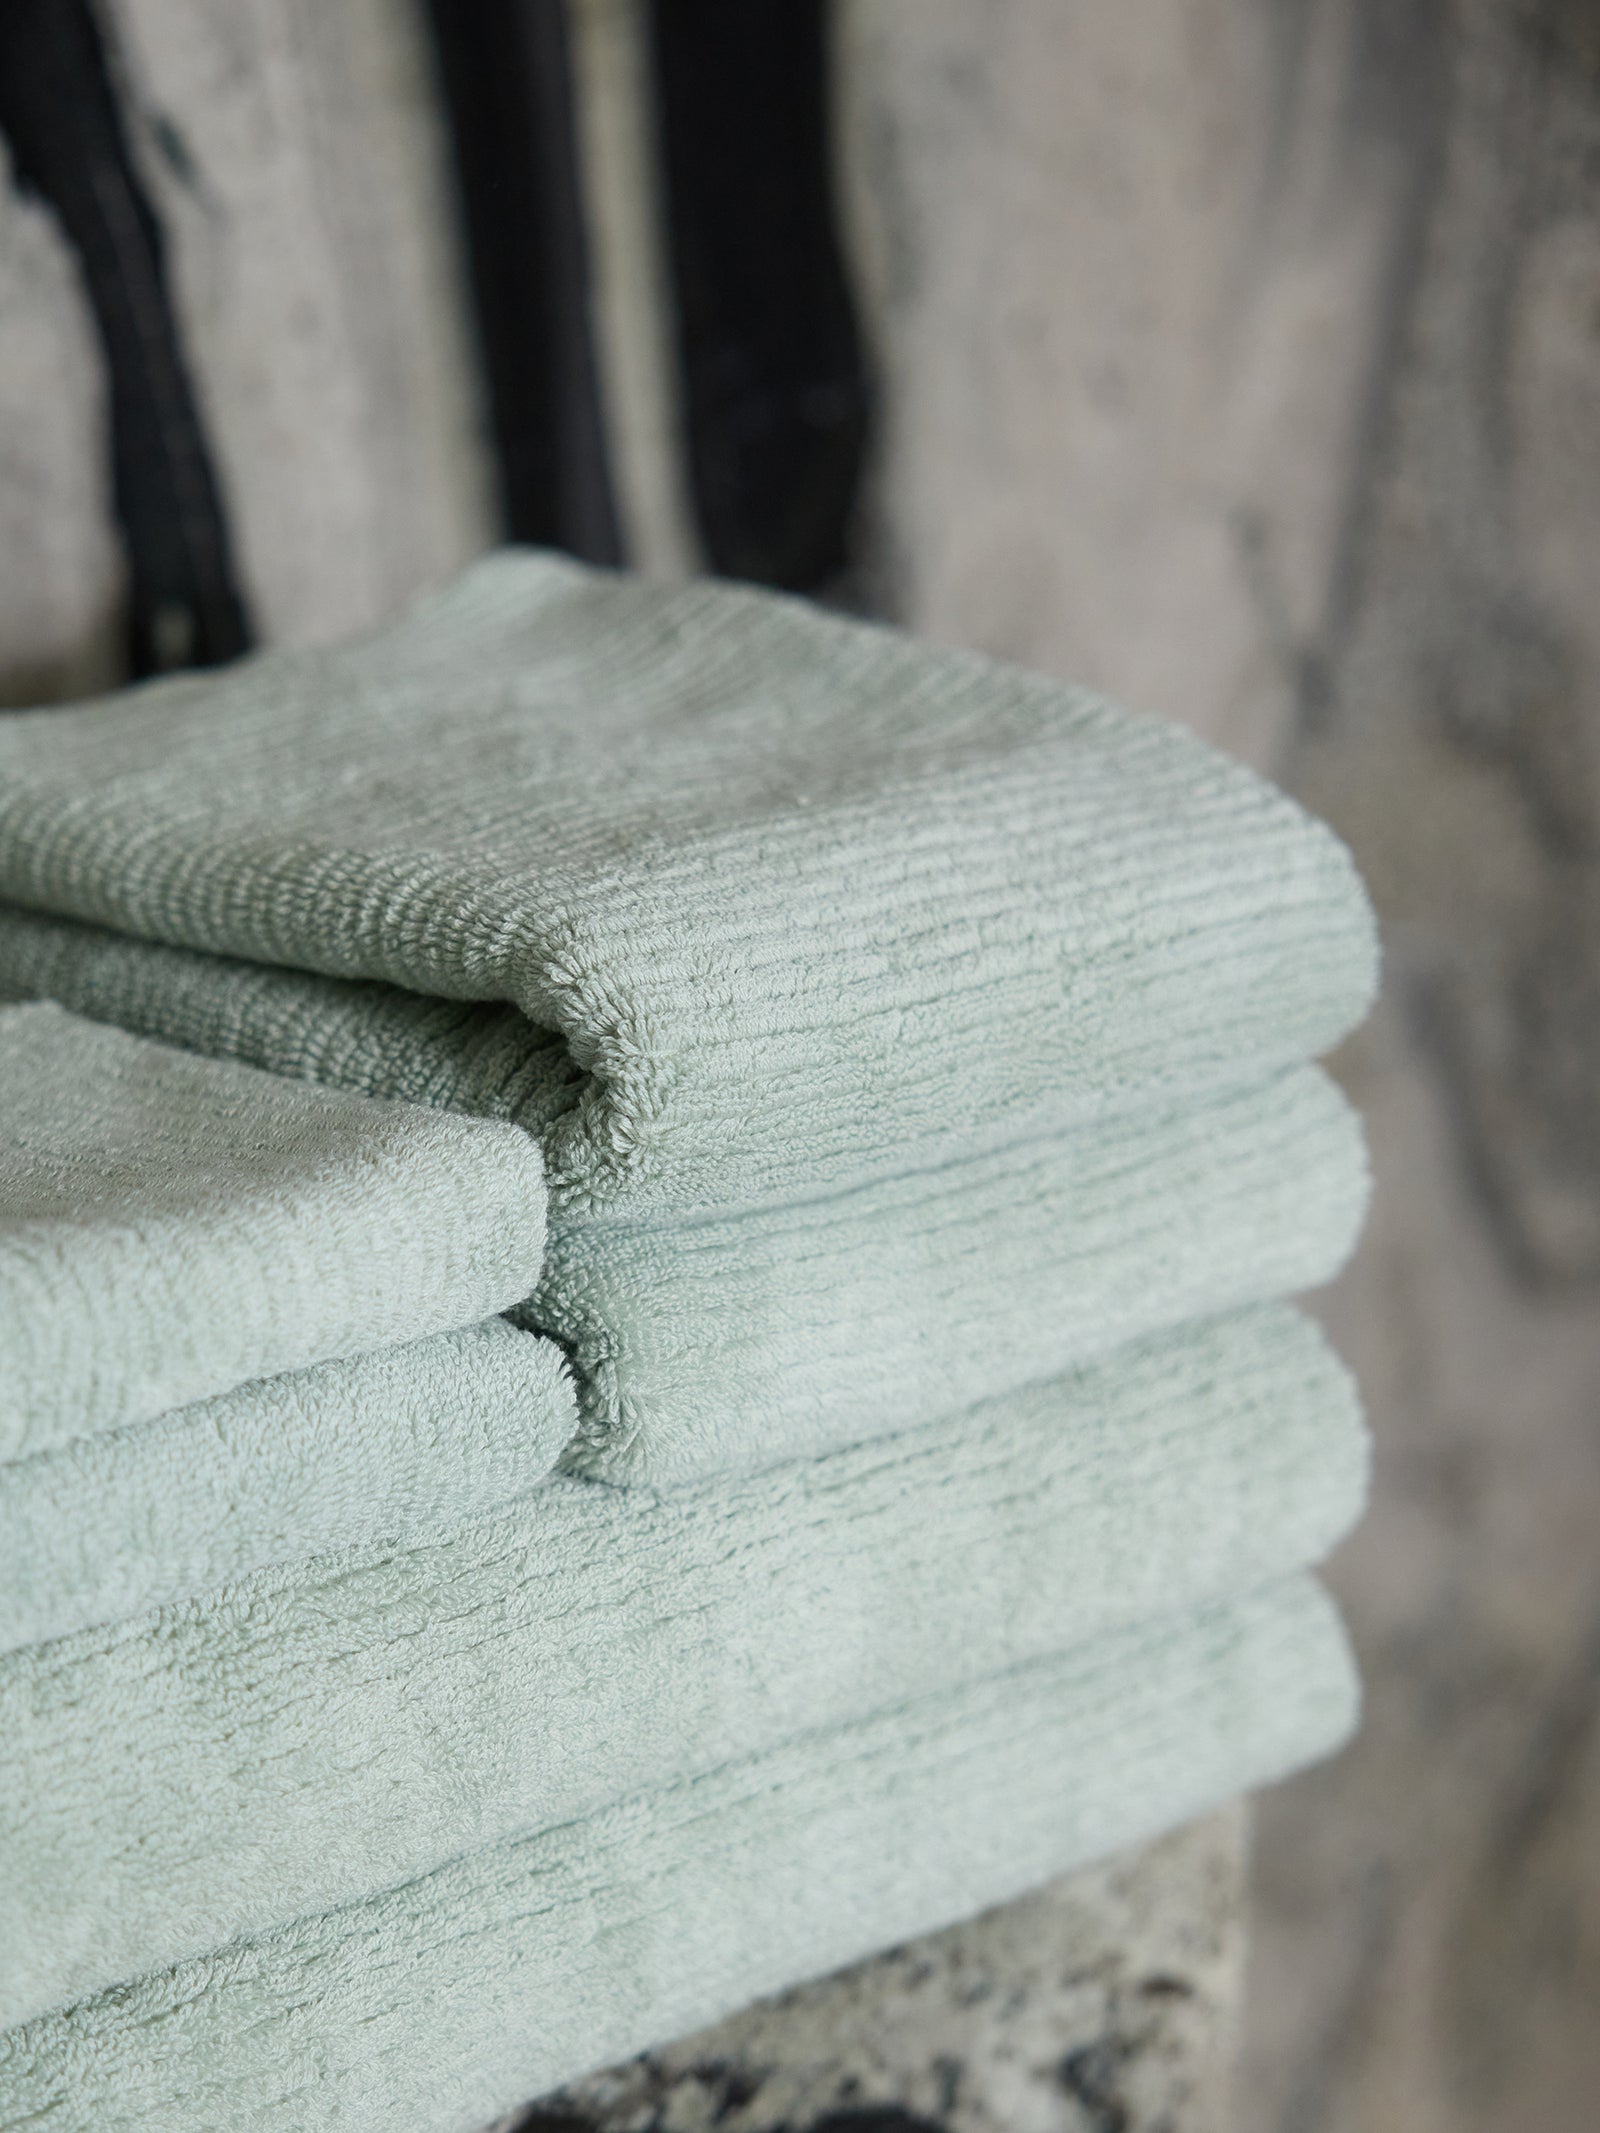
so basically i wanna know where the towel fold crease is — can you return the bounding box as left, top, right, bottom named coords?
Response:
left=0, top=552, right=1379, bottom=2116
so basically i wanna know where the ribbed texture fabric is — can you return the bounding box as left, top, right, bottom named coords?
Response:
left=547, top=1063, right=1364, bottom=1478
left=0, top=553, right=1376, bottom=1480
left=0, top=1002, right=550, bottom=1456
left=0, top=921, right=1370, bottom=1483
left=0, top=1318, right=575, bottom=1655
left=0, top=1303, right=1364, bottom=2031
left=0, top=554, right=1379, bottom=2111
left=0, top=1578, right=1356, bottom=2133
left=0, top=550, right=1376, bottom=1218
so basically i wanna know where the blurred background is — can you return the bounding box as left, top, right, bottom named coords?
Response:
left=2, top=4, right=1597, bottom=2128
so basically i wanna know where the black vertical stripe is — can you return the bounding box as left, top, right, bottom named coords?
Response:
left=424, top=0, right=624, bottom=564
left=0, top=0, right=253, bottom=676
left=649, top=0, right=871, bottom=592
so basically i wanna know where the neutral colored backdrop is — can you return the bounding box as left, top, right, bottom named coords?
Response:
left=840, top=5, right=1600, bottom=2128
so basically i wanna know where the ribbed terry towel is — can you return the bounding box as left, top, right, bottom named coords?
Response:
left=0, top=552, right=1377, bottom=1480
left=0, top=1303, right=1366, bottom=2029
left=0, top=1576, right=1357, bottom=2133
left=0, top=920, right=1366, bottom=1479
left=0, top=1318, right=575, bottom=1655
left=0, top=1002, right=550, bottom=1455
left=0, top=554, right=1376, bottom=1189
left=0, top=557, right=1379, bottom=2116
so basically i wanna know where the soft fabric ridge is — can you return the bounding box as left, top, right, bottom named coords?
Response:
left=0, top=1318, right=575, bottom=1655
left=0, top=1577, right=1357, bottom=2133
left=0, top=1002, right=550, bottom=1455
left=0, top=552, right=1380, bottom=2107
left=0, top=1303, right=1366, bottom=2028
left=0, top=914, right=1368, bottom=1483
left=0, top=553, right=1377, bottom=1220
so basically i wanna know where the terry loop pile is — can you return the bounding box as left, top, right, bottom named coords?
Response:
left=0, top=1002, right=575, bottom=1651
left=0, top=1297, right=1365, bottom=2025
left=0, top=1003, right=554, bottom=1455
left=0, top=548, right=1376, bottom=1482
left=0, top=1579, right=1354, bottom=2133
left=0, top=551, right=1380, bottom=2124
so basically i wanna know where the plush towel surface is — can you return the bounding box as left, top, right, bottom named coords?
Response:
left=0, top=1319, right=574, bottom=1655
left=0, top=551, right=1376, bottom=1220
left=0, top=1304, right=1366, bottom=2028
left=0, top=914, right=1368, bottom=1483
left=0, top=1577, right=1357, bottom=2133
left=0, top=1003, right=549, bottom=1457
left=549, top=1063, right=1365, bottom=1480
left=0, top=557, right=1379, bottom=2112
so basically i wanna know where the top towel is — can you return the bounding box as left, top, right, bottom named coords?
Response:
left=0, top=551, right=1376, bottom=1216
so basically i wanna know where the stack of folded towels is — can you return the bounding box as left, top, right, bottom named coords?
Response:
left=0, top=553, right=1376, bottom=2132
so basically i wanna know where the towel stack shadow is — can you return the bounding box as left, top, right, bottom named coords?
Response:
left=0, top=552, right=1377, bottom=2131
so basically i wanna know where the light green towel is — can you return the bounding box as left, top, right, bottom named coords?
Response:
left=0, top=556, right=1378, bottom=2117
left=0, top=1577, right=1357, bottom=2133
left=0, top=558, right=1382, bottom=1476
left=0, top=553, right=1376, bottom=1213
left=0, top=1304, right=1365, bottom=2029
left=0, top=1003, right=549, bottom=1456
left=0, top=554, right=1375, bottom=1481
left=0, top=1319, right=574, bottom=1655
left=0, top=914, right=1367, bottom=1484
left=549, top=1062, right=1364, bottom=1480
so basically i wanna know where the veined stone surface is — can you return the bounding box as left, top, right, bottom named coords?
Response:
left=492, top=1811, right=1246, bottom=2133
left=838, top=5, right=1600, bottom=2129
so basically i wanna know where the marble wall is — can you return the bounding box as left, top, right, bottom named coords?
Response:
left=839, top=4, right=1600, bottom=2127
left=498, top=1814, right=1246, bottom=2133
left=0, top=0, right=494, bottom=701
